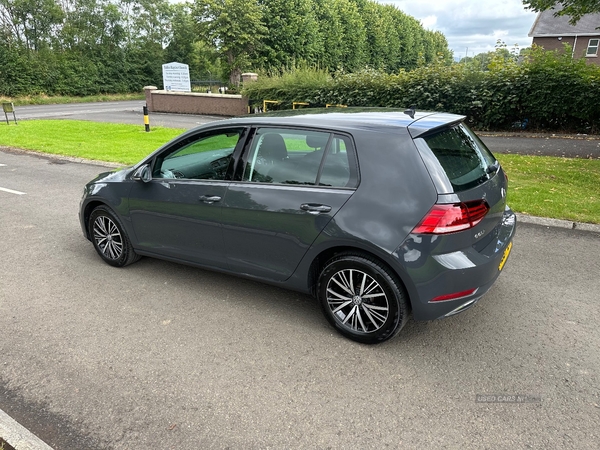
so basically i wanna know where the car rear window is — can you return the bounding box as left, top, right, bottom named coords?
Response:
left=422, top=123, right=497, bottom=192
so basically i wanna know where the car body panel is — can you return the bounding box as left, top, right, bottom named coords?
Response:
left=128, top=179, right=229, bottom=268
left=221, top=184, right=354, bottom=281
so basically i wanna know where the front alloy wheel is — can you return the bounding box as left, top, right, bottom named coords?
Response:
left=89, top=206, right=140, bottom=267
left=93, top=215, right=123, bottom=260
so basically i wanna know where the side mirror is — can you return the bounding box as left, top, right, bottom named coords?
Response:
left=132, top=164, right=152, bottom=183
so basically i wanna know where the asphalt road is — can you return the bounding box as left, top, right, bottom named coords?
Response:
left=1, top=148, right=599, bottom=449
left=12, top=102, right=600, bottom=159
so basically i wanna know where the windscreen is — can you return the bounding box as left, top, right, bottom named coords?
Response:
left=422, top=123, right=497, bottom=192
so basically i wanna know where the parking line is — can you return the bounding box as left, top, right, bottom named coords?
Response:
left=0, top=164, right=6, bottom=167
left=0, top=407, right=54, bottom=450
left=0, top=186, right=26, bottom=195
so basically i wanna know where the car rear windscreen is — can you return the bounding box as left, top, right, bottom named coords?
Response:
left=423, top=124, right=497, bottom=192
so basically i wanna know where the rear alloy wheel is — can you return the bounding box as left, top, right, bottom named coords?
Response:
left=89, top=206, right=140, bottom=267
left=318, top=254, right=409, bottom=344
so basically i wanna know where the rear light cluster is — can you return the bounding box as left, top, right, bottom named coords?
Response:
left=413, top=200, right=489, bottom=235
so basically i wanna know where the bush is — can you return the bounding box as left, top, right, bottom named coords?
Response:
left=242, top=47, right=600, bottom=133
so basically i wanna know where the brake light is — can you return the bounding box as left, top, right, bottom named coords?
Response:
left=413, top=200, right=489, bottom=234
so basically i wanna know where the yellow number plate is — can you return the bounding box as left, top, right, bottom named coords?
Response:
left=498, top=241, right=513, bottom=271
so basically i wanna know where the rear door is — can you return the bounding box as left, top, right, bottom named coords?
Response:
left=221, top=127, right=359, bottom=281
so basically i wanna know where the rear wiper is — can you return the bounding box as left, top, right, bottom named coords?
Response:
left=486, top=161, right=500, bottom=174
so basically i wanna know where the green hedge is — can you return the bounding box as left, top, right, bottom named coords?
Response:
left=243, top=48, right=600, bottom=133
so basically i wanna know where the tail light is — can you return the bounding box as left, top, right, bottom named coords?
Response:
left=413, top=200, right=489, bottom=234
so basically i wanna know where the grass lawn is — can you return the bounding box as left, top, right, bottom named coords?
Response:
left=0, top=120, right=182, bottom=164
left=1, top=120, right=598, bottom=224
left=497, top=154, right=600, bottom=224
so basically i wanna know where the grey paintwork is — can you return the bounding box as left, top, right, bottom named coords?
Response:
left=80, top=109, right=516, bottom=321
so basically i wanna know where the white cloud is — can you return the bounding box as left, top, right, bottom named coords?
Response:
left=379, top=0, right=538, bottom=57
left=420, top=15, right=438, bottom=29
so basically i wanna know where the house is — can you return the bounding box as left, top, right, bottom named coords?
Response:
left=529, top=5, right=600, bottom=65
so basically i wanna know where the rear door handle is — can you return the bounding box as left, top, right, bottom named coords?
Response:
left=199, top=195, right=222, bottom=204
left=300, top=203, right=332, bottom=214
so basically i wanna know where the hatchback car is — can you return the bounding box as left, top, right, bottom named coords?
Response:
left=80, top=108, right=516, bottom=344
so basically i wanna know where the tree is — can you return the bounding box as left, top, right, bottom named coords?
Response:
left=523, top=1, right=600, bottom=23
left=193, top=0, right=267, bottom=85
left=257, top=0, right=321, bottom=70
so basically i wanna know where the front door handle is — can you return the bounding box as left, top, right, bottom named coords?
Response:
left=199, top=195, right=222, bottom=204
left=300, top=203, right=332, bottom=215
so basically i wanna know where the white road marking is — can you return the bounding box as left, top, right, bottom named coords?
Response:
left=0, top=186, right=26, bottom=195
left=0, top=163, right=6, bottom=166
left=0, top=407, right=54, bottom=450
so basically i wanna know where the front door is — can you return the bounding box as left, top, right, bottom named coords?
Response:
left=128, top=128, right=246, bottom=268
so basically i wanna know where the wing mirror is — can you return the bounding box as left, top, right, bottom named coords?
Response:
left=132, top=164, right=152, bottom=183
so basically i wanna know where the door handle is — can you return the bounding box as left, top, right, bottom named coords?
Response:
left=300, top=203, right=332, bottom=214
left=199, top=195, right=222, bottom=204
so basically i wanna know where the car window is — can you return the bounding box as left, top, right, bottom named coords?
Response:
left=242, top=128, right=355, bottom=188
left=422, top=123, right=496, bottom=192
left=154, top=130, right=242, bottom=180
left=319, top=135, right=353, bottom=188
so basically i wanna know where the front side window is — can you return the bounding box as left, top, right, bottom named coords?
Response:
left=242, top=128, right=355, bottom=187
left=153, top=129, right=242, bottom=180
left=587, top=39, right=599, bottom=57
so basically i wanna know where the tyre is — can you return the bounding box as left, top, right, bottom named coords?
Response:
left=318, top=254, right=409, bottom=344
left=89, top=206, right=140, bottom=267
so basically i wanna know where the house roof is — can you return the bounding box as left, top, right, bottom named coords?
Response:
left=529, top=4, right=600, bottom=37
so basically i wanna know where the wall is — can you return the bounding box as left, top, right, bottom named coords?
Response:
left=144, top=88, right=249, bottom=116
left=533, top=36, right=600, bottom=65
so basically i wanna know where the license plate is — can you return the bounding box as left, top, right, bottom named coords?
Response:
left=498, top=241, right=513, bottom=271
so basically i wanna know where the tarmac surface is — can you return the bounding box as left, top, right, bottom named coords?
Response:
left=1, top=101, right=599, bottom=449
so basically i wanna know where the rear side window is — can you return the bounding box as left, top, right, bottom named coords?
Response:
left=242, top=128, right=357, bottom=188
left=422, top=124, right=496, bottom=192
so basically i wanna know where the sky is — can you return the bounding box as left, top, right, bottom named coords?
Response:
left=381, top=0, right=539, bottom=59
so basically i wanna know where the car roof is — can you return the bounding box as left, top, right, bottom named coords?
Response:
left=210, top=108, right=465, bottom=137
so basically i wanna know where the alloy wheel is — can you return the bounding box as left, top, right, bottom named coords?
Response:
left=93, top=215, right=124, bottom=260
left=326, top=269, right=390, bottom=333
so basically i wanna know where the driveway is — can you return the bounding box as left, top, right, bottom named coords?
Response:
left=1, top=148, right=599, bottom=449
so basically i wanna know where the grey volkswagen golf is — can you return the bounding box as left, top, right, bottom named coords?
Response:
left=80, top=108, right=516, bottom=344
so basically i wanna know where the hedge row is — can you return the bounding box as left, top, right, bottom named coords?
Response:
left=242, top=49, right=600, bottom=133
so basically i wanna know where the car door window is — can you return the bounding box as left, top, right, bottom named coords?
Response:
left=318, top=135, right=355, bottom=188
left=154, top=129, right=243, bottom=180
left=243, top=128, right=352, bottom=186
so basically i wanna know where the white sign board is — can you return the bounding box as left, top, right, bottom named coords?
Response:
left=162, top=62, right=191, bottom=92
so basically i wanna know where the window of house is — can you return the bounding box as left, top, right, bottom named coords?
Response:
left=586, top=39, right=599, bottom=57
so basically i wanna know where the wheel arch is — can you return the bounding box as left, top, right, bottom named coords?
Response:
left=307, top=246, right=415, bottom=311
left=82, top=200, right=108, bottom=239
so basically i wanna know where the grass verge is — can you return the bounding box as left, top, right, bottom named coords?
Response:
left=0, top=93, right=144, bottom=106
left=1, top=120, right=598, bottom=224
left=497, top=154, right=599, bottom=224
left=0, top=120, right=182, bottom=164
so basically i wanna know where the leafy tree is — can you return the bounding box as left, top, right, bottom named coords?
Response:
left=257, top=0, right=321, bottom=70
left=0, top=0, right=64, bottom=50
left=523, top=0, right=600, bottom=23
left=193, top=0, right=267, bottom=85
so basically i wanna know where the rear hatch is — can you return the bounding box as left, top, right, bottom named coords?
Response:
left=409, top=119, right=509, bottom=251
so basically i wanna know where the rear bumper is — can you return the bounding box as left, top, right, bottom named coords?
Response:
left=396, top=206, right=516, bottom=321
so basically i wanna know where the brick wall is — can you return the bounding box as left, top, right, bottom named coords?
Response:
left=533, top=36, right=600, bottom=65
left=144, top=88, right=249, bottom=116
